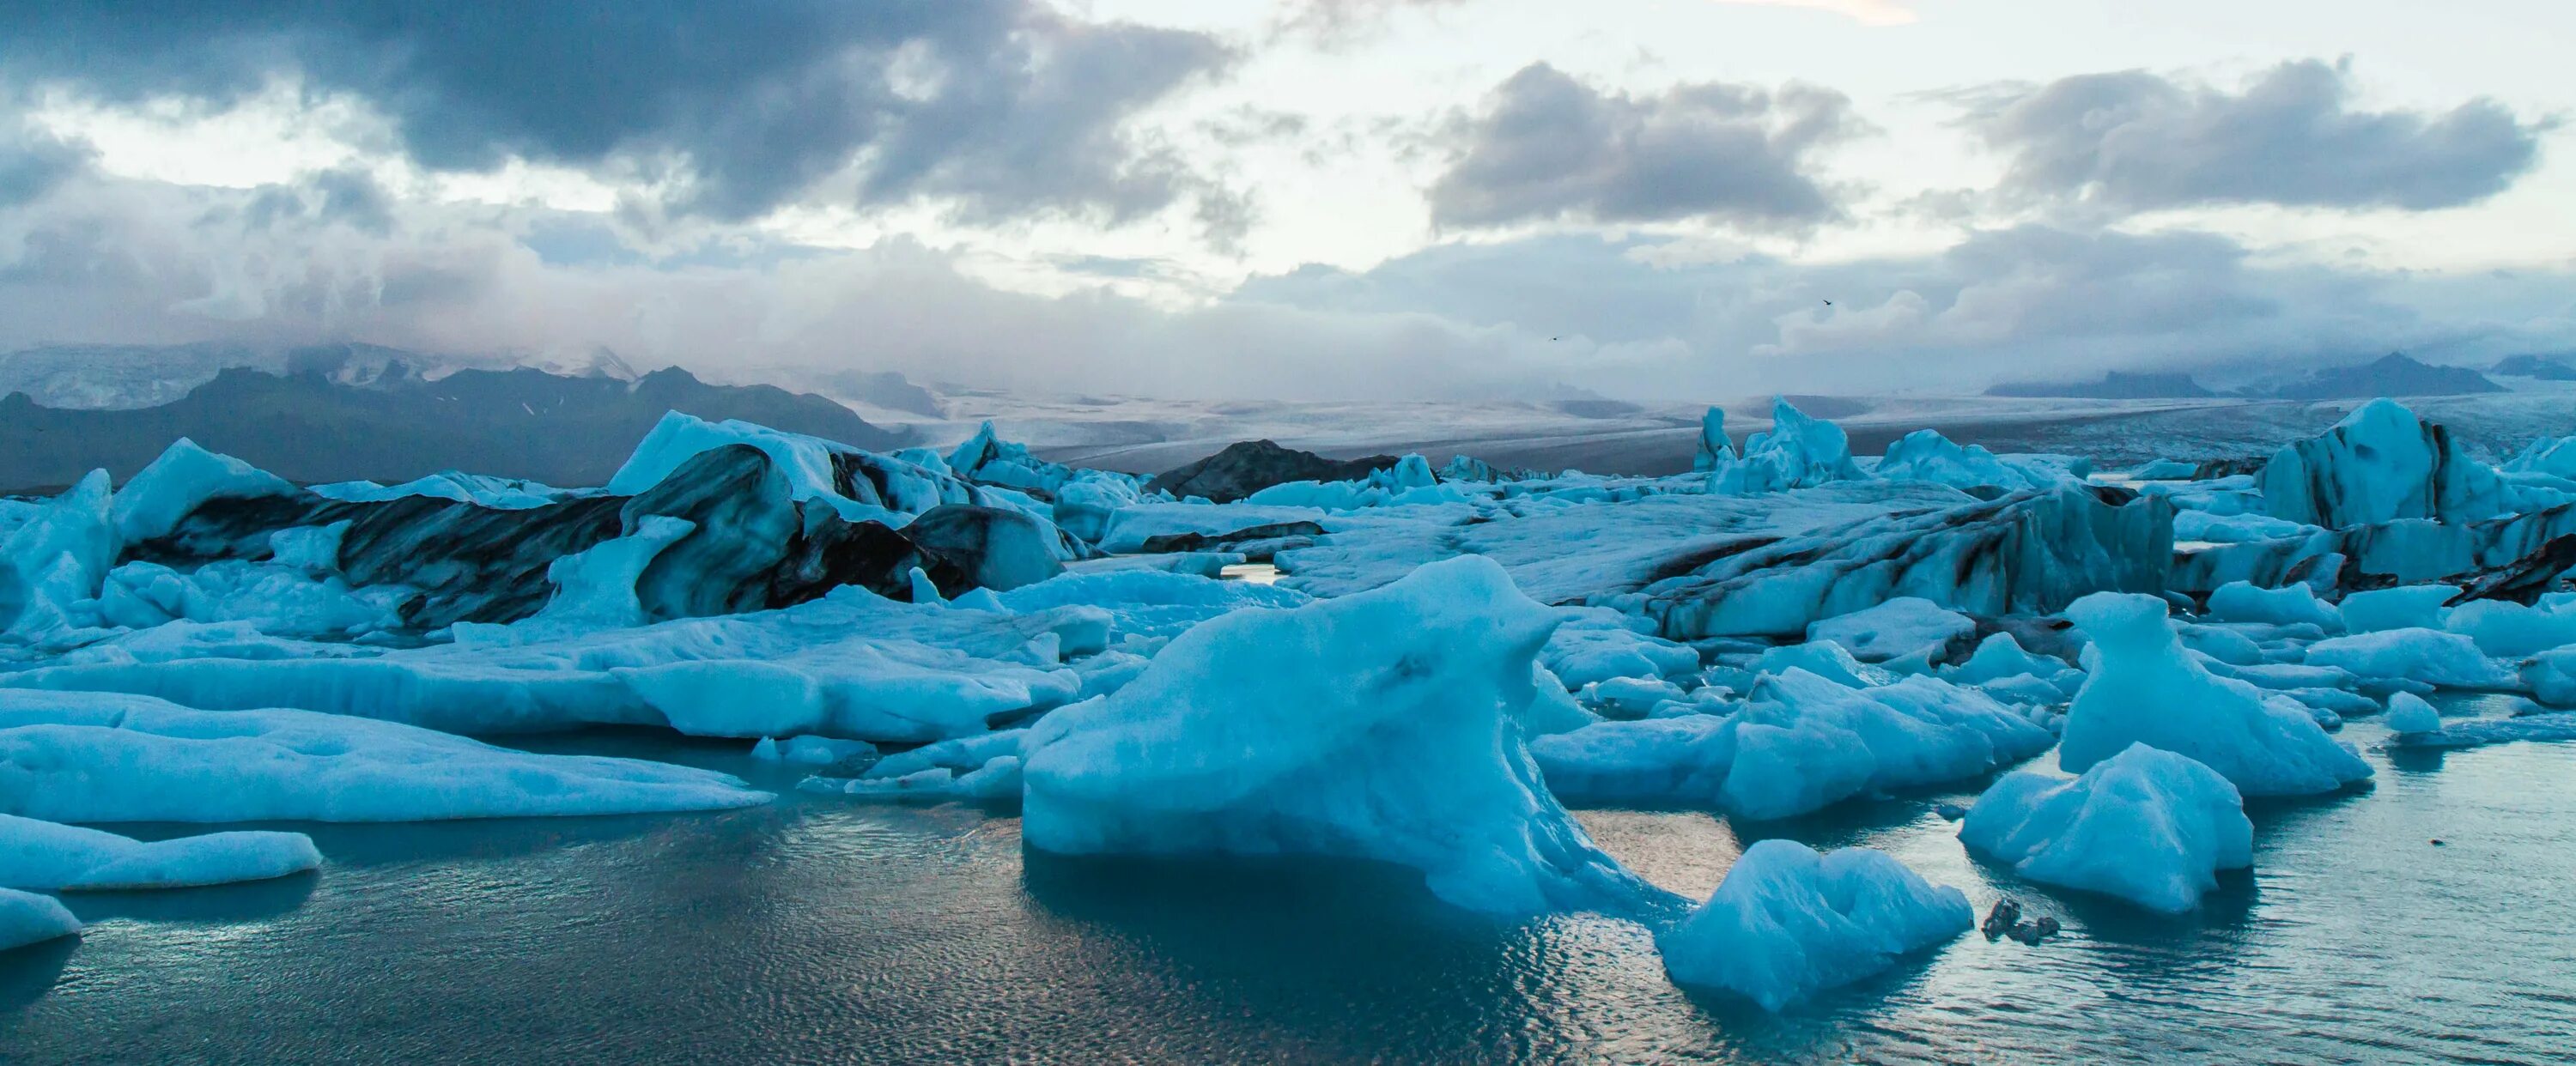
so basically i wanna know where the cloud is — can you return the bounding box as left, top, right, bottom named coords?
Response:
left=1964, top=58, right=2552, bottom=215
left=1236, top=227, right=2576, bottom=396
left=0, top=1, right=1234, bottom=227
left=1428, top=64, right=1862, bottom=230
left=1716, top=0, right=1917, bottom=27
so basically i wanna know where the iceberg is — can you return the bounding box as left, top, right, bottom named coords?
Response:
left=2058, top=593, right=2371, bottom=796
left=1710, top=398, right=1867, bottom=495
left=2338, top=584, right=2458, bottom=633
left=1019, top=556, right=1659, bottom=915
left=0, top=691, right=771, bottom=822
left=2303, top=628, right=2516, bottom=690
left=0, top=814, right=320, bottom=891
left=1657, top=839, right=1971, bottom=1011
left=1531, top=669, right=2053, bottom=820
left=1692, top=406, right=1735, bottom=472
left=1959, top=743, right=2251, bottom=913
left=1874, top=429, right=2072, bottom=494
left=2203, top=581, right=2341, bottom=630
left=1806, top=597, right=1976, bottom=664
left=2384, top=692, right=2444, bottom=736
left=2259, top=399, right=2508, bottom=529
left=0, top=888, right=79, bottom=953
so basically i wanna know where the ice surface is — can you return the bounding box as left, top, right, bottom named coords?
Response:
left=0, top=887, right=79, bottom=952
left=1019, top=556, right=1659, bottom=915
left=0, top=814, right=320, bottom=891
left=1807, top=597, right=1975, bottom=663
left=310, top=472, right=574, bottom=510
left=0, top=691, right=771, bottom=821
left=1959, top=742, right=2251, bottom=913
left=1657, top=839, right=1971, bottom=1011
left=2060, top=593, right=2371, bottom=796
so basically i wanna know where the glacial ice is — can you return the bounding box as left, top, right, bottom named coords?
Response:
left=2259, top=399, right=2508, bottom=529
left=1806, top=597, right=1976, bottom=663
left=1959, top=742, right=2251, bottom=913
left=1692, top=406, right=1735, bottom=472
left=1874, top=429, right=2074, bottom=494
left=0, top=814, right=321, bottom=892
left=2384, top=692, right=2445, bottom=736
left=1657, top=839, right=1971, bottom=1011
left=2059, top=592, right=2371, bottom=796
left=0, top=691, right=771, bottom=821
left=112, top=439, right=296, bottom=543
left=1709, top=398, right=1867, bottom=495
left=2303, top=628, right=2516, bottom=690
left=1531, top=668, right=2052, bottom=820
left=2338, top=584, right=2458, bottom=633
left=1019, top=556, right=1659, bottom=915
left=0, top=888, right=80, bottom=952
left=2204, top=581, right=2340, bottom=630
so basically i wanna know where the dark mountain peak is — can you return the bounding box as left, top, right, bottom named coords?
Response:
left=1985, top=370, right=2213, bottom=399
left=2271, top=352, right=2503, bottom=399
left=1, top=362, right=905, bottom=494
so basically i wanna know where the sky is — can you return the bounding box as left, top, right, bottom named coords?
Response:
left=0, top=0, right=2570, bottom=402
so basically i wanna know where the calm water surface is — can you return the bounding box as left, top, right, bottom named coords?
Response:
left=8, top=697, right=2574, bottom=1064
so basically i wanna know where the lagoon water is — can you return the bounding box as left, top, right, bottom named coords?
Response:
left=9, top=700, right=2575, bottom=1064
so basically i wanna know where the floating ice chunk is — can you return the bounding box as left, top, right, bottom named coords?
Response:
left=0, top=691, right=770, bottom=822
left=1, top=470, right=117, bottom=638
left=2445, top=598, right=2576, bottom=658
left=0, top=888, right=79, bottom=952
left=2204, top=582, right=2340, bottom=630
left=1692, top=407, right=1735, bottom=472
left=310, top=472, right=572, bottom=510
left=1960, top=743, right=2251, bottom=913
left=2171, top=510, right=2312, bottom=544
left=1019, top=556, right=1657, bottom=915
left=1874, top=429, right=2068, bottom=493
left=2530, top=649, right=2576, bottom=708
left=1940, top=632, right=2071, bottom=687
left=2259, top=399, right=2508, bottom=528
left=0, top=814, right=320, bottom=891
left=1807, top=598, right=1975, bottom=663
left=749, top=735, right=878, bottom=770
left=1532, top=670, right=2052, bottom=819
left=1543, top=608, right=1701, bottom=689
left=802, top=755, right=1024, bottom=802
left=110, top=439, right=296, bottom=543
left=2384, top=693, right=2444, bottom=736
left=2304, top=628, right=2515, bottom=690
left=1657, top=839, right=1971, bottom=1011
left=2338, top=584, right=2458, bottom=634
left=2060, top=593, right=2371, bottom=796
left=1710, top=398, right=1867, bottom=495
left=1755, top=641, right=1892, bottom=688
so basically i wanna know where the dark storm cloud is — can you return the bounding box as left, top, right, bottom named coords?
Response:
left=0, top=1, right=1233, bottom=223
left=0, top=119, right=94, bottom=208
left=1965, top=58, right=2552, bottom=214
left=1428, top=64, right=1862, bottom=231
